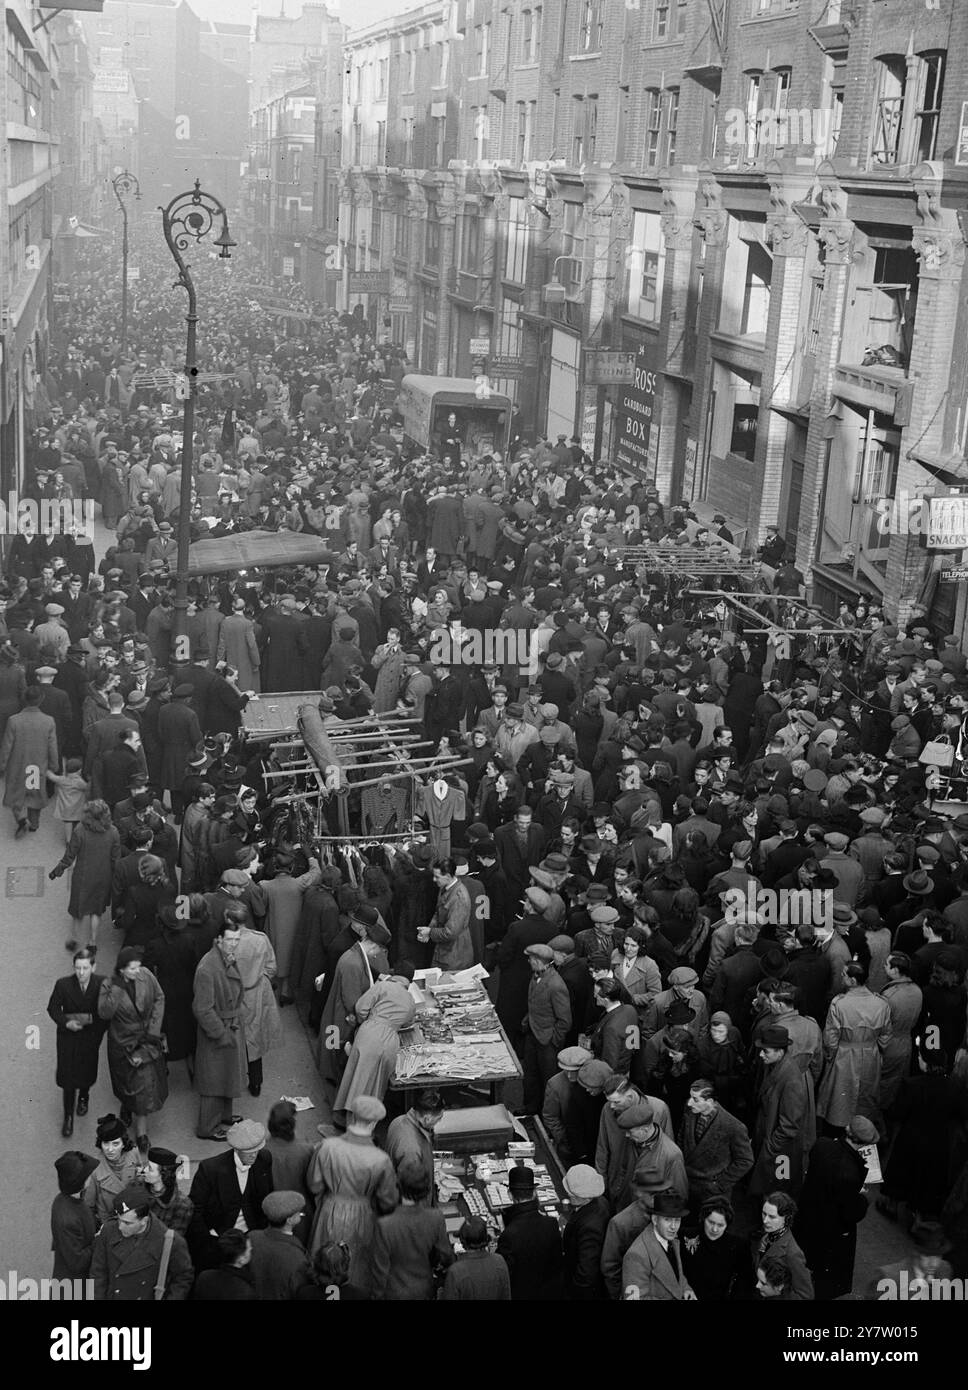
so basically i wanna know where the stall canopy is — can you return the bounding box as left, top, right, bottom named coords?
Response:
left=186, top=529, right=333, bottom=576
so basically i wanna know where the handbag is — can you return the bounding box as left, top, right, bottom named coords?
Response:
left=129, top=1034, right=165, bottom=1068
left=919, top=734, right=955, bottom=768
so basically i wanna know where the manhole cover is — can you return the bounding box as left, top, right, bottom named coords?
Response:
left=6, top=867, right=44, bottom=898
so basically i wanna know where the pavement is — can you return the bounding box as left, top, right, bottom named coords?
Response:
left=0, top=515, right=924, bottom=1297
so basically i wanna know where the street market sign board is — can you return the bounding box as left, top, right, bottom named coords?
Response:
left=614, top=342, right=661, bottom=480
left=349, top=270, right=390, bottom=294
left=928, top=496, right=968, bottom=549
left=489, top=353, right=524, bottom=379
left=584, top=349, right=636, bottom=386
left=469, top=337, right=491, bottom=356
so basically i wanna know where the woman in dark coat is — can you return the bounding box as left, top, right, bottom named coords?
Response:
left=115, top=854, right=177, bottom=951
left=142, top=903, right=203, bottom=1072
left=100, top=457, right=127, bottom=530
left=51, top=1150, right=99, bottom=1281
left=98, top=946, right=168, bottom=1146
left=681, top=1198, right=749, bottom=1301
left=47, top=946, right=108, bottom=1137
left=695, top=1012, right=749, bottom=1119
left=50, top=799, right=120, bottom=951
left=879, top=1060, right=968, bottom=1225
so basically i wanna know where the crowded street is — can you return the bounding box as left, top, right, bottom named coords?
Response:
left=0, top=0, right=967, bottom=1347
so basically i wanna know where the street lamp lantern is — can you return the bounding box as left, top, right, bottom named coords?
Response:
left=160, top=179, right=234, bottom=654
left=543, top=254, right=583, bottom=306
left=111, top=169, right=140, bottom=352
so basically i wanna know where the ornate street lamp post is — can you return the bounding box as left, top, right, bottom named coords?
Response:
left=159, top=179, right=236, bottom=651
left=111, top=169, right=140, bottom=353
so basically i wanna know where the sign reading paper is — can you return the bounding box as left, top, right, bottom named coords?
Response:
left=928, top=496, right=968, bottom=549
left=585, top=349, right=636, bottom=386
left=614, top=342, right=661, bottom=480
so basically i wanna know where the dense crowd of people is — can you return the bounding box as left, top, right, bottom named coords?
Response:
left=7, top=236, right=966, bottom=1300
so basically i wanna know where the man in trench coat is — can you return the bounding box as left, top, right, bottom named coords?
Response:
left=817, top=963, right=892, bottom=1131
left=192, top=920, right=247, bottom=1139
left=0, top=686, right=58, bottom=834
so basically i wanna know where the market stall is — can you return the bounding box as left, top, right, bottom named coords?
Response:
left=434, top=1122, right=566, bottom=1250
left=392, top=972, right=522, bottom=1105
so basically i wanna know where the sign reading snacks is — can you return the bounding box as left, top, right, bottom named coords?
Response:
left=928, top=496, right=968, bottom=549
left=614, top=343, right=661, bottom=480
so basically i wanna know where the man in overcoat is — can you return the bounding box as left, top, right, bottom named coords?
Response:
left=0, top=684, right=58, bottom=835
left=192, top=920, right=247, bottom=1139
left=187, top=1120, right=274, bottom=1272
left=157, top=684, right=202, bottom=819
left=750, top=1024, right=816, bottom=1197
left=91, top=1184, right=193, bottom=1300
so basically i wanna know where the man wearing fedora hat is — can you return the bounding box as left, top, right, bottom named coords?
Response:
left=622, top=1190, right=696, bottom=1300
left=750, top=1025, right=816, bottom=1197
left=496, top=1163, right=565, bottom=1300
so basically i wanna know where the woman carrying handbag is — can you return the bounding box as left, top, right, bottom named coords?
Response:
left=97, top=946, right=169, bottom=1153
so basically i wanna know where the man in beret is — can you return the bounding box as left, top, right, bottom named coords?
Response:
left=621, top=1191, right=696, bottom=1301
left=793, top=1115, right=877, bottom=1299
left=91, top=1184, right=194, bottom=1300
left=247, top=1191, right=310, bottom=1300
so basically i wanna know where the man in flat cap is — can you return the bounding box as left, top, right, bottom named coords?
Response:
left=307, top=1095, right=398, bottom=1296
left=561, top=1164, right=609, bottom=1300
left=541, top=1045, right=592, bottom=1159
left=247, top=1191, right=310, bottom=1300
left=521, top=942, right=572, bottom=1115
left=91, top=1183, right=194, bottom=1301
left=192, top=918, right=250, bottom=1141
left=613, top=1100, right=689, bottom=1213
left=187, top=1119, right=273, bottom=1272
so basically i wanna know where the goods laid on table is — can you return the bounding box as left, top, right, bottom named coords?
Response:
left=435, top=1143, right=563, bottom=1248
left=393, top=976, right=519, bottom=1086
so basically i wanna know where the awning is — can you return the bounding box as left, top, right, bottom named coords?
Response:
left=187, top=529, right=333, bottom=576
left=57, top=222, right=107, bottom=240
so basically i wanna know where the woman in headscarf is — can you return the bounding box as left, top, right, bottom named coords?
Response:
left=114, top=853, right=177, bottom=951
left=696, top=1010, right=749, bottom=1119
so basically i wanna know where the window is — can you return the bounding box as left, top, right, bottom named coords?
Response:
left=745, top=73, right=763, bottom=160
left=645, top=90, right=662, bottom=167
left=402, top=117, right=415, bottom=165
left=437, top=42, right=449, bottom=87
left=289, top=145, right=303, bottom=185
left=573, top=97, right=585, bottom=165
left=376, top=121, right=387, bottom=164
left=663, top=88, right=679, bottom=164
left=561, top=201, right=584, bottom=289
left=394, top=212, right=411, bottom=260
left=460, top=212, right=480, bottom=270
left=407, top=49, right=416, bottom=91
left=370, top=205, right=382, bottom=255
left=871, top=56, right=905, bottom=164
left=475, top=22, right=491, bottom=74
left=627, top=211, right=666, bottom=322
left=470, top=106, right=490, bottom=160
left=579, top=1, right=603, bottom=51
left=914, top=51, right=945, bottom=161
left=772, top=69, right=791, bottom=149
left=654, top=1, right=670, bottom=40
left=516, top=101, right=535, bottom=163
left=432, top=115, right=447, bottom=168
left=521, top=7, right=542, bottom=62
left=505, top=196, right=529, bottom=283
left=866, top=244, right=918, bottom=367
left=351, top=119, right=361, bottom=164
left=425, top=205, right=441, bottom=268
left=695, top=234, right=706, bottom=331
left=352, top=64, right=362, bottom=104
left=377, top=57, right=388, bottom=99
left=676, top=0, right=688, bottom=36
